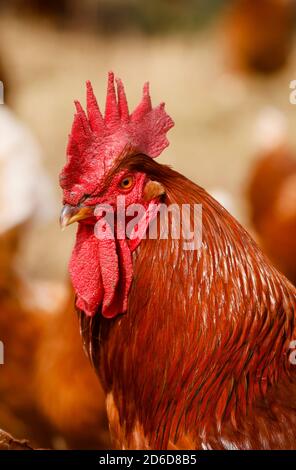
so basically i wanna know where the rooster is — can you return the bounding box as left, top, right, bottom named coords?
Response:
left=247, top=109, right=296, bottom=286
left=225, top=0, right=295, bottom=74
left=60, top=73, right=296, bottom=450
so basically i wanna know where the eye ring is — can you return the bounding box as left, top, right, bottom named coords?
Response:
left=119, top=174, right=134, bottom=191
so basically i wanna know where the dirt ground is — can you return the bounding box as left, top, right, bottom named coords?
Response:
left=1, top=13, right=296, bottom=281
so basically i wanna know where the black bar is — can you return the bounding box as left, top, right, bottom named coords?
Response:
left=0, top=450, right=295, bottom=468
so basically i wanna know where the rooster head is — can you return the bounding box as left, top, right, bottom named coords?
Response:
left=59, top=72, right=174, bottom=318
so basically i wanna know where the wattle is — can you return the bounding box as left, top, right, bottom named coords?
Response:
left=69, top=223, right=132, bottom=318
left=69, top=202, right=159, bottom=318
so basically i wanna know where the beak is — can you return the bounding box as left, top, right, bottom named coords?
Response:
left=60, top=204, right=94, bottom=229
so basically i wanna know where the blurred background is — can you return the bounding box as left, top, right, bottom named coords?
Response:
left=0, top=0, right=295, bottom=280
left=0, top=0, right=296, bottom=449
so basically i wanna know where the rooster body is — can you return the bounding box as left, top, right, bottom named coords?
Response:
left=61, top=74, right=296, bottom=450
left=81, top=159, right=296, bottom=449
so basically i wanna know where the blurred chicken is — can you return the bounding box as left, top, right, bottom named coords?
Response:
left=247, top=108, right=296, bottom=285
left=35, top=289, right=110, bottom=449
left=0, top=82, right=110, bottom=448
left=0, top=272, right=110, bottom=449
left=0, top=269, right=56, bottom=446
left=0, top=66, right=56, bottom=445
left=8, top=0, right=69, bottom=23
left=225, top=0, right=295, bottom=74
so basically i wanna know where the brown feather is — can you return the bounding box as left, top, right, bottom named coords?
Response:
left=79, top=155, right=296, bottom=449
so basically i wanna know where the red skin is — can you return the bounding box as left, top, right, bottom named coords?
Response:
left=60, top=73, right=173, bottom=318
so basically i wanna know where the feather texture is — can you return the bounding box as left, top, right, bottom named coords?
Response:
left=79, top=155, right=296, bottom=449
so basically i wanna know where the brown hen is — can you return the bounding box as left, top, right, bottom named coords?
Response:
left=0, top=223, right=109, bottom=448
left=248, top=140, right=296, bottom=286
left=225, top=0, right=295, bottom=74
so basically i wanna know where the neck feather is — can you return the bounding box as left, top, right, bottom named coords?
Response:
left=79, top=162, right=296, bottom=448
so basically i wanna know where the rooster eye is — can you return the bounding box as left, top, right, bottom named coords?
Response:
left=119, top=175, right=134, bottom=190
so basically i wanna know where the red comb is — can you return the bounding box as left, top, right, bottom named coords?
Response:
left=60, top=72, right=174, bottom=205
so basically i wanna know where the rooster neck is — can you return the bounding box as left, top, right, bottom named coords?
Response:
left=80, top=173, right=296, bottom=449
